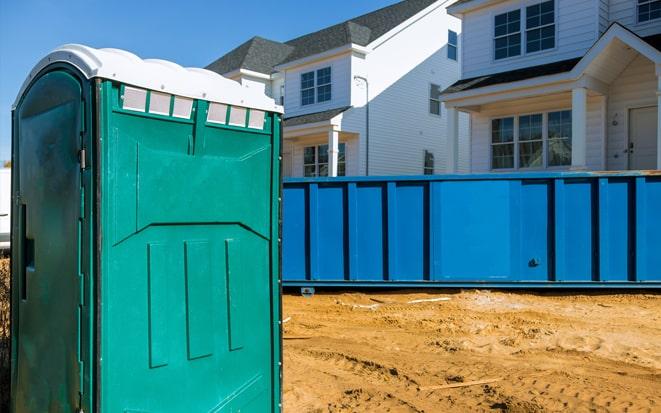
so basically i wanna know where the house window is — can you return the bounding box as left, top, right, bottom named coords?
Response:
left=518, top=114, right=543, bottom=168
left=430, top=84, right=441, bottom=116
left=491, top=110, right=572, bottom=170
left=317, top=67, right=332, bottom=103
left=547, top=110, right=572, bottom=167
left=526, top=0, right=555, bottom=53
left=301, top=67, right=332, bottom=106
left=448, top=30, right=458, bottom=61
left=494, top=9, right=521, bottom=60
left=303, top=143, right=346, bottom=177
left=638, top=0, right=661, bottom=22
left=301, top=72, right=315, bottom=106
left=491, top=117, right=515, bottom=169
left=424, top=150, right=435, bottom=175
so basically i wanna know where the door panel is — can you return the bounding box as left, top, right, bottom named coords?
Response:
left=13, top=71, right=86, bottom=412
left=629, top=107, right=658, bottom=170
left=101, top=95, right=275, bottom=412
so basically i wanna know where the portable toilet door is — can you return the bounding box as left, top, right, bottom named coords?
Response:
left=11, top=45, right=284, bottom=413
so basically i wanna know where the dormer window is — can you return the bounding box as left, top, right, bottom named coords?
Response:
left=526, top=0, right=555, bottom=53
left=301, top=67, right=332, bottom=106
left=494, top=10, right=521, bottom=60
left=638, top=0, right=661, bottom=23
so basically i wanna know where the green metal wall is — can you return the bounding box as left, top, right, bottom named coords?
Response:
left=12, top=65, right=282, bottom=412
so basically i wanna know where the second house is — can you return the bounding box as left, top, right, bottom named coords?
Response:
left=207, top=0, right=468, bottom=177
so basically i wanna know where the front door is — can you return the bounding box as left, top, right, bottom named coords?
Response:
left=12, top=70, right=91, bottom=412
left=628, top=106, right=658, bottom=170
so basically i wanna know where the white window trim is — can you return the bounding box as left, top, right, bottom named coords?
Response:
left=300, top=66, right=333, bottom=107
left=303, top=143, right=346, bottom=177
left=429, top=82, right=442, bottom=117
left=490, top=0, right=559, bottom=64
left=525, top=1, right=556, bottom=54
left=423, top=150, right=435, bottom=175
left=300, top=71, right=316, bottom=106
left=448, top=30, right=459, bottom=61
left=489, top=107, right=572, bottom=171
left=493, top=9, right=522, bottom=61
left=636, top=0, right=661, bottom=24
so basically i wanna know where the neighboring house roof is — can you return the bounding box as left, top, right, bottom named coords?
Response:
left=207, top=0, right=438, bottom=75
left=441, top=30, right=661, bottom=96
left=206, top=37, right=294, bottom=76
left=283, top=106, right=352, bottom=127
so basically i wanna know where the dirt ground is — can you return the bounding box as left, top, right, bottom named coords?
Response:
left=1, top=257, right=659, bottom=412
left=283, top=290, right=661, bottom=413
left=1, top=258, right=9, bottom=411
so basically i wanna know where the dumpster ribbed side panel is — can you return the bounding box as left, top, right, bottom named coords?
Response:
left=282, top=173, right=661, bottom=288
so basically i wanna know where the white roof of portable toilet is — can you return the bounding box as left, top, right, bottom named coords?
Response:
left=13, top=44, right=283, bottom=113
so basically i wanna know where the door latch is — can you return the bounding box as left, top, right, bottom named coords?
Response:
left=79, top=148, right=86, bottom=170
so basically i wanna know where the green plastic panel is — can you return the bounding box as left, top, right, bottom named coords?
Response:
left=98, top=82, right=281, bottom=412
left=11, top=70, right=93, bottom=412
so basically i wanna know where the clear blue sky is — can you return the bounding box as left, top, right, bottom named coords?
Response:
left=0, top=0, right=396, bottom=161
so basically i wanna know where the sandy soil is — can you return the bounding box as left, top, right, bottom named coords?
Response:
left=283, top=290, right=661, bottom=413
left=1, top=258, right=10, bottom=411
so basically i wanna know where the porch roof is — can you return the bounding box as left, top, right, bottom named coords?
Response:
left=442, top=24, right=661, bottom=103
left=283, top=106, right=352, bottom=128
left=441, top=58, right=581, bottom=95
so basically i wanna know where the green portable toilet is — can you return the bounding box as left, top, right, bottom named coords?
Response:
left=10, top=44, right=283, bottom=413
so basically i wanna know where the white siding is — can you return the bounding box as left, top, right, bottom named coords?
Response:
left=282, top=55, right=352, bottom=118
left=237, top=75, right=271, bottom=97
left=351, top=2, right=468, bottom=175
left=462, top=0, right=599, bottom=78
left=607, top=54, right=658, bottom=170
left=470, top=93, right=605, bottom=172
left=610, top=0, right=661, bottom=36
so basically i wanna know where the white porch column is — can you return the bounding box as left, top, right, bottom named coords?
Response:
left=446, top=106, right=459, bottom=173
left=328, top=127, right=340, bottom=177
left=571, top=87, right=588, bottom=170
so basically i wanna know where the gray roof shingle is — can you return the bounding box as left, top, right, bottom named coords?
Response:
left=207, top=0, right=438, bottom=75
left=283, top=106, right=352, bottom=127
left=206, top=37, right=294, bottom=75
left=441, top=58, right=581, bottom=95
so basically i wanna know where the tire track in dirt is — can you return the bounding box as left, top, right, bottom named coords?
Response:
left=283, top=290, right=661, bottom=412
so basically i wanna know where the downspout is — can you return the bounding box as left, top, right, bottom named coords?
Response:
left=354, top=76, right=370, bottom=176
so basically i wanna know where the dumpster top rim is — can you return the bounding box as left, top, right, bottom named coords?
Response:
left=13, top=43, right=284, bottom=114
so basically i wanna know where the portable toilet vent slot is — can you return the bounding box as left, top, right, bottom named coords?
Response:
left=11, top=44, right=284, bottom=413
left=172, top=96, right=193, bottom=119
left=122, top=86, right=147, bottom=112
left=148, top=91, right=171, bottom=116
left=249, top=110, right=266, bottom=130
left=229, top=106, right=247, bottom=127
left=207, top=102, right=228, bottom=124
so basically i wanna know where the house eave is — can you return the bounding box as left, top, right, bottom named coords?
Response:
left=274, top=44, right=369, bottom=72
left=367, top=0, right=448, bottom=50
left=447, top=0, right=507, bottom=18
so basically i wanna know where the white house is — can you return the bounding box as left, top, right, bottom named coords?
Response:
left=441, top=0, right=661, bottom=173
left=207, top=0, right=469, bottom=177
